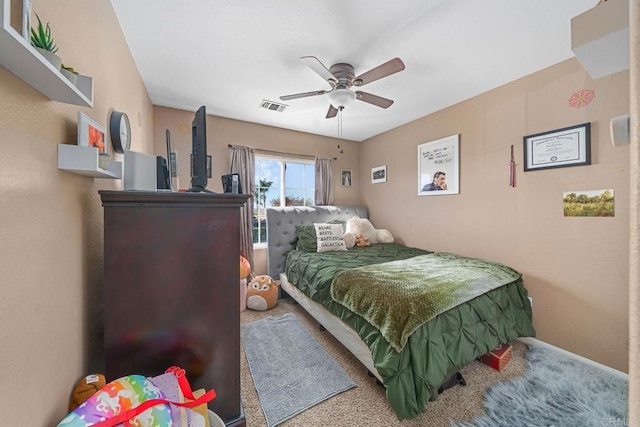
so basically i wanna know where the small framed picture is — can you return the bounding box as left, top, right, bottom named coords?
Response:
left=77, top=112, right=107, bottom=154
left=341, top=169, right=352, bottom=187
left=371, top=165, right=387, bottom=184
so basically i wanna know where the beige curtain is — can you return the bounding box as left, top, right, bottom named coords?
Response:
left=229, top=145, right=255, bottom=270
left=314, top=156, right=334, bottom=205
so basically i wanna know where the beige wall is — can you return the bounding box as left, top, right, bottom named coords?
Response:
left=0, top=0, right=634, bottom=424
left=152, top=106, right=363, bottom=274
left=0, top=0, right=153, bottom=424
left=361, top=58, right=630, bottom=372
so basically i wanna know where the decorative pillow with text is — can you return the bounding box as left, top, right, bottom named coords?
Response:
left=314, top=223, right=348, bottom=253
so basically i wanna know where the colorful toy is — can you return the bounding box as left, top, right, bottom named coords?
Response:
left=246, top=275, right=279, bottom=311
left=355, top=233, right=370, bottom=247
left=58, top=367, right=216, bottom=427
left=240, top=255, right=251, bottom=279
left=68, top=374, right=106, bottom=412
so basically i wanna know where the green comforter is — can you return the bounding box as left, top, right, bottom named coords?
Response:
left=285, top=244, right=535, bottom=420
left=331, top=252, right=522, bottom=353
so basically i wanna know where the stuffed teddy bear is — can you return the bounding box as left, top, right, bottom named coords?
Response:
left=247, top=275, right=279, bottom=311
left=344, top=216, right=394, bottom=245
left=355, top=233, right=370, bottom=247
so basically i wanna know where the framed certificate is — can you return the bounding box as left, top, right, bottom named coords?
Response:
left=523, top=123, right=591, bottom=172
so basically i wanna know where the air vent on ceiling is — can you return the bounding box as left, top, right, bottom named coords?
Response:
left=259, top=99, right=287, bottom=112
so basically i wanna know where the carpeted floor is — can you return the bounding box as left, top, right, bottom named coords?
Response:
left=241, top=299, right=529, bottom=426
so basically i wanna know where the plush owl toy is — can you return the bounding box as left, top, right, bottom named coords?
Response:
left=247, top=275, right=279, bottom=311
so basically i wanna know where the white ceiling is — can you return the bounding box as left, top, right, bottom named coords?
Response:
left=110, top=0, right=596, bottom=142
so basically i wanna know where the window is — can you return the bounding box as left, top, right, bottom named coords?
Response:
left=254, top=155, right=315, bottom=245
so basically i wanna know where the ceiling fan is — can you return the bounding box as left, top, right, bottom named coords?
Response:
left=280, top=56, right=405, bottom=118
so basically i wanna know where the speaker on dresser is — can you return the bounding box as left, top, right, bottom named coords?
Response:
left=157, top=156, right=171, bottom=190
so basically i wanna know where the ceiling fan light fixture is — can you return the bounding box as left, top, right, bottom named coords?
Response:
left=329, top=88, right=356, bottom=107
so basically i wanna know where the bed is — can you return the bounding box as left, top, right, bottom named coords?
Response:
left=266, top=205, right=535, bottom=420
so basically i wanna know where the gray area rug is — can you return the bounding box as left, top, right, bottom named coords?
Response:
left=241, top=312, right=355, bottom=426
left=453, top=343, right=628, bottom=427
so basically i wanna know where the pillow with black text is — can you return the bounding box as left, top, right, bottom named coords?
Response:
left=314, top=223, right=348, bottom=253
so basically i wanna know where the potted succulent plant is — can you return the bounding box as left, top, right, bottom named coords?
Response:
left=60, top=64, right=79, bottom=86
left=98, top=153, right=111, bottom=170
left=30, top=14, right=61, bottom=70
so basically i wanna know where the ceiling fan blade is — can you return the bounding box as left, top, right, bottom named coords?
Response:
left=280, top=89, right=329, bottom=101
left=301, top=56, right=338, bottom=84
left=353, top=58, right=405, bottom=87
left=326, top=105, right=339, bottom=119
left=355, top=91, right=394, bottom=109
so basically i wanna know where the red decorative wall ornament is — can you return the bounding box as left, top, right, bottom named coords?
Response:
left=568, top=89, right=596, bottom=108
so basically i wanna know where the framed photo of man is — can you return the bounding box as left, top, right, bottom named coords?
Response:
left=418, top=134, right=459, bottom=196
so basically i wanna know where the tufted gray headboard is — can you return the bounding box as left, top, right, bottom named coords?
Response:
left=266, top=205, right=368, bottom=278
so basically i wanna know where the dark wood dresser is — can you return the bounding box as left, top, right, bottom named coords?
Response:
left=100, top=191, right=249, bottom=427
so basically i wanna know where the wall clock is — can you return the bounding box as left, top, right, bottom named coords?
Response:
left=109, top=111, right=131, bottom=154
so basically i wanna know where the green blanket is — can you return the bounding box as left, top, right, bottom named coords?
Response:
left=331, top=252, right=522, bottom=352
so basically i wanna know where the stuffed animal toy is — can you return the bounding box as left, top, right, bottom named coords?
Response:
left=68, top=373, right=106, bottom=411
left=247, top=275, right=279, bottom=311
left=355, top=233, right=370, bottom=247
left=240, top=255, right=251, bottom=279
left=344, top=216, right=394, bottom=245
left=342, top=232, right=356, bottom=248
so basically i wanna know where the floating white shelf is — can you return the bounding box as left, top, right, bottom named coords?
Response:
left=571, top=0, right=629, bottom=79
left=58, top=145, right=122, bottom=179
left=0, top=0, right=93, bottom=106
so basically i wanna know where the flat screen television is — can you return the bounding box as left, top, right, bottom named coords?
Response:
left=188, top=106, right=211, bottom=192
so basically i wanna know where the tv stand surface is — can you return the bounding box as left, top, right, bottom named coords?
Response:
left=99, top=190, right=249, bottom=426
left=187, top=186, right=215, bottom=193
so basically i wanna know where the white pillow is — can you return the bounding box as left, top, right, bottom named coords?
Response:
left=314, top=223, right=348, bottom=252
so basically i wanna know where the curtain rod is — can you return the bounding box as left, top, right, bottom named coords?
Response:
left=228, top=144, right=336, bottom=160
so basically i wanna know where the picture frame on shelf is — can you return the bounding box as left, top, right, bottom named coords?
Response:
left=523, top=123, right=591, bottom=172
left=341, top=169, right=352, bottom=187
left=418, top=134, right=459, bottom=196
left=371, top=165, right=387, bottom=184
left=77, top=112, right=107, bottom=154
